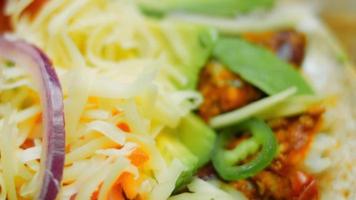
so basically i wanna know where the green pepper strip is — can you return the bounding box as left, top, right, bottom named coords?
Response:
left=213, top=37, right=314, bottom=95
left=212, top=118, right=277, bottom=181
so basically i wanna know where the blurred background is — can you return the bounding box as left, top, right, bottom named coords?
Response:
left=317, top=0, right=356, bottom=63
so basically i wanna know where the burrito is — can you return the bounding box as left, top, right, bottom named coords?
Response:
left=0, top=0, right=355, bottom=200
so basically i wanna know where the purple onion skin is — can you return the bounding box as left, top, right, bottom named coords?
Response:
left=0, top=36, right=65, bottom=200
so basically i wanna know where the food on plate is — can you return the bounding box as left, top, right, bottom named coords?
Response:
left=0, top=0, right=355, bottom=200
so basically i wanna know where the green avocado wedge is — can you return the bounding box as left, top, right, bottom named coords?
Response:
left=157, top=114, right=216, bottom=189
left=156, top=131, right=199, bottom=188
left=178, top=114, right=216, bottom=168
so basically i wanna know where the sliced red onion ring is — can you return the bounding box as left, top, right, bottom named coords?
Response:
left=0, top=35, right=65, bottom=200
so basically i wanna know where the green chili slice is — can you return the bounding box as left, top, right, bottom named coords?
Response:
left=212, top=118, right=277, bottom=181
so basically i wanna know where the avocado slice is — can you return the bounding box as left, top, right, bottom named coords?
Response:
left=156, top=131, right=198, bottom=188
left=177, top=114, right=216, bottom=168
left=156, top=114, right=217, bottom=188
left=137, top=0, right=275, bottom=17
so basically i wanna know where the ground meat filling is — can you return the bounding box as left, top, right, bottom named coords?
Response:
left=243, top=30, right=306, bottom=67
left=231, top=111, right=323, bottom=200
left=197, top=30, right=320, bottom=200
left=198, top=30, right=307, bottom=121
left=198, top=112, right=322, bottom=200
left=197, top=62, right=263, bottom=121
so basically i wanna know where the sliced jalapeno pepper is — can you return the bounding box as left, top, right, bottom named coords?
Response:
left=212, top=118, right=277, bottom=181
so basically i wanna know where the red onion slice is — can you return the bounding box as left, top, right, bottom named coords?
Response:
left=0, top=35, right=65, bottom=200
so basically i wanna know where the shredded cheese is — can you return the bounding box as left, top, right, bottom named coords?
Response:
left=1, top=0, right=208, bottom=198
